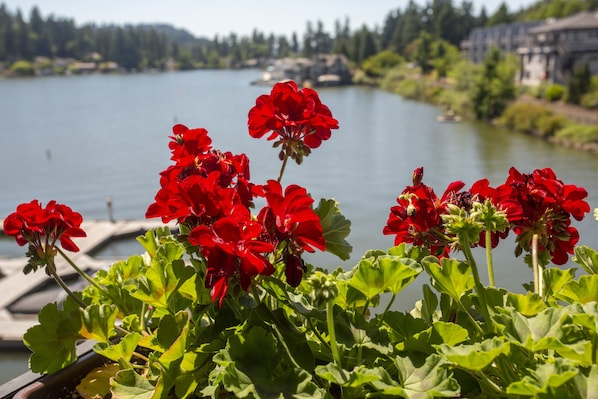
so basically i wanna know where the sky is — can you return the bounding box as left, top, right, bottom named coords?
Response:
left=5, top=0, right=540, bottom=38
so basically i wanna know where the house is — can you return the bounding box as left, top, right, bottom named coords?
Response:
left=461, top=21, right=544, bottom=64
left=252, top=55, right=352, bottom=86
left=516, top=11, right=598, bottom=86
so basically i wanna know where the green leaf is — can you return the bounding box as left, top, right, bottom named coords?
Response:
left=314, top=198, right=352, bottom=260
left=371, top=354, right=459, bottom=399
left=506, top=359, right=578, bottom=396
left=421, top=256, right=474, bottom=301
left=130, top=248, right=195, bottom=310
left=438, top=337, right=510, bottom=371
left=79, top=304, right=119, bottom=343
left=111, top=368, right=156, bottom=399
left=573, top=245, right=598, bottom=275
left=347, top=253, right=422, bottom=300
left=315, top=363, right=381, bottom=388
left=94, top=332, right=142, bottom=364
left=505, top=291, right=547, bottom=316
left=557, top=274, right=598, bottom=304
left=397, top=321, right=469, bottom=353
left=573, top=364, right=598, bottom=399
left=76, top=363, right=120, bottom=399
left=213, top=327, right=325, bottom=398
left=154, top=313, right=190, bottom=399
left=23, top=296, right=84, bottom=374
left=543, top=267, right=576, bottom=299
left=421, top=284, right=439, bottom=325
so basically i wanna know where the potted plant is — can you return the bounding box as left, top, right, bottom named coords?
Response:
left=4, top=80, right=598, bottom=398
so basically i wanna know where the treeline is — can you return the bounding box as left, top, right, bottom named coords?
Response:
left=1, top=0, right=597, bottom=73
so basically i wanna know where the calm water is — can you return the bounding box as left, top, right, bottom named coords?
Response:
left=1, top=69, right=598, bottom=384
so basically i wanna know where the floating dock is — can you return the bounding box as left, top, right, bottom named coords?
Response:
left=0, top=219, right=174, bottom=348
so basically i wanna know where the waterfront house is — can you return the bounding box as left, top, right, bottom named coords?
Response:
left=516, top=11, right=598, bottom=85
left=253, top=55, right=352, bottom=86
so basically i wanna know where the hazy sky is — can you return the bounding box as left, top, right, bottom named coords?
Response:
left=5, top=1, right=540, bottom=38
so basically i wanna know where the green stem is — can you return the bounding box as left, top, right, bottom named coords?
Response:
left=485, top=230, right=495, bottom=287
left=56, top=247, right=107, bottom=295
left=277, top=150, right=290, bottom=182
left=376, top=293, right=397, bottom=328
left=461, top=238, right=494, bottom=334
left=47, top=258, right=87, bottom=308
left=326, top=301, right=342, bottom=367
left=532, top=234, right=539, bottom=295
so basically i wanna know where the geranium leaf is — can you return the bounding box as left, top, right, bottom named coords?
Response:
left=494, top=307, right=568, bottom=351
left=573, top=245, right=598, bottom=275
left=79, top=304, right=119, bottom=343
left=505, top=291, right=547, bottom=316
left=314, top=198, right=352, bottom=260
left=94, top=332, right=142, bottom=363
left=76, top=363, right=120, bottom=399
left=23, top=296, right=84, bottom=374
left=154, top=313, right=190, bottom=399
left=438, top=337, right=510, bottom=371
left=398, top=321, right=468, bottom=353
left=543, top=267, right=576, bottom=299
left=421, top=256, right=474, bottom=301
left=556, top=274, right=598, bottom=304
left=111, top=368, right=155, bottom=399
left=573, top=364, right=598, bottom=399
left=315, top=363, right=381, bottom=388
left=370, top=354, right=459, bottom=399
left=506, top=359, right=578, bottom=396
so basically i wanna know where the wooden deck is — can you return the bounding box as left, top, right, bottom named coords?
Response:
left=0, top=219, right=173, bottom=348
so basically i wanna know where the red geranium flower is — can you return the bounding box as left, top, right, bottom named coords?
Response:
left=257, top=180, right=326, bottom=286
left=4, top=200, right=86, bottom=272
left=500, top=167, right=590, bottom=265
left=248, top=80, right=339, bottom=164
left=383, top=167, right=465, bottom=257
left=188, top=204, right=275, bottom=306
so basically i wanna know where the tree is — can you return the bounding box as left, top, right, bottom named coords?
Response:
left=567, top=62, right=591, bottom=104
left=414, top=31, right=433, bottom=73
left=472, top=47, right=516, bottom=120
left=361, top=50, right=403, bottom=77
left=487, top=2, right=513, bottom=26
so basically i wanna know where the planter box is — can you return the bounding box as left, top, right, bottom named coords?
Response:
left=0, top=341, right=103, bottom=399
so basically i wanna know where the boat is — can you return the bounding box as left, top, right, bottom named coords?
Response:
left=437, top=109, right=462, bottom=123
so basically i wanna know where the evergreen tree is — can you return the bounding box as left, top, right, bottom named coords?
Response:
left=567, top=62, right=591, bottom=104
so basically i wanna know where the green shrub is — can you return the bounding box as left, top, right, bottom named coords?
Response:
left=580, top=91, right=598, bottom=109
left=555, top=123, right=598, bottom=144
left=394, top=79, right=423, bottom=99
left=544, top=84, right=565, bottom=102
left=536, top=114, right=568, bottom=138
left=9, top=60, right=35, bottom=76
left=499, top=102, right=552, bottom=134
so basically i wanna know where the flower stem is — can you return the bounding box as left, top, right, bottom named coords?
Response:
left=532, top=234, right=539, bottom=295
left=485, top=230, right=495, bottom=287
left=46, top=258, right=87, bottom=308
left=326, top=301, right=342, bottom=367
left=56, top=247, right=107, bottom=295
left=461, top=238, right=494, bottom=334
left=277, top=150, right=290, bottom=182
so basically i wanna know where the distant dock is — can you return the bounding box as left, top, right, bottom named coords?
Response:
left=0, top=219, right=174, bottom=348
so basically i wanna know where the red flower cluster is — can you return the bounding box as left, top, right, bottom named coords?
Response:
left=384, top=167, right=590, bottom=265
left=146, top=119, right=327, bottom=305
left=248, top=81, right=339, bottom=164
left=383, top=167, right=465, bottom=257
left=500, top=167, right=590, bottom=265
left=4, top=200, right=86, bottom=271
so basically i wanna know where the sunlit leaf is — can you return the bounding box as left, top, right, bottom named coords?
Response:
left=573, top=245, right=598, bottom=275
left=506, top=359, right=578, bottom=396
left=398, top=321, right=469, bottom=353
left=111, top=368, right=155, bottom=399
left=505, top=291, right=547, bottom=316
left=315, top=363, right=381, bottom=388
left=76, top=363, right=120, bottom=399
left=23, top=296, right=84, bottom=374
left=314, top=198, right=352, bottom=260
left=370, top=354, right=459, bottom=399
left=438, top=337, right=510, bottom=371
left=543, top=267, right=576, bottom=300
left=573, top=364, right=598, bottom=399
left=94, top=332, right=142, bottom=364
left=421, top=256, right=474, bottom=301
left=79, top=304, right=119, bottom=343
left=556, top=275, right=598, bottom=304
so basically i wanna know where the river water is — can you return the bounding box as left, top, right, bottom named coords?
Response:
left=1, top=69, right=598, bottom=384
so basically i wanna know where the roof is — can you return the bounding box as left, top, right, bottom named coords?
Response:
left=529, top=11, right=598, bottom=34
